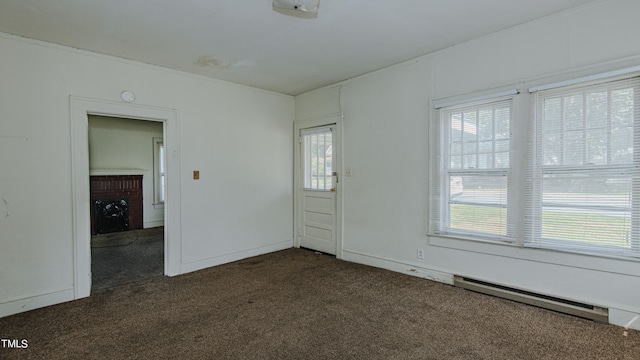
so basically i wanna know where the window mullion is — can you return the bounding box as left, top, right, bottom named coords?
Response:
left=531, top=93, right=542, bottom=245
left=632, top=85, right=640, bottom=254
left=492, top=106, right=496, bottom=169
left=322, top=133, right=327, bottom=190
left=560, top=96, right=565, bottom=165
left=607, top=89, right=613, bottom=164
left=317, top=134, right=320, bottom=187
left=585, top=91, right=589, bottom=164
left=461, top=114, right=466, bottom=169
left=475, top=109, right=480, bottom=169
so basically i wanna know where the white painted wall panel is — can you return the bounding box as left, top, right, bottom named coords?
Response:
left=0, top=33, right=293, bottom=316
left=340, top=60, right=431, bottom=261
left=296, top=0, right=640, bottom=327
left=295, top=86, right=341, bottom=120
left=432, top=0, right=640, bottom=99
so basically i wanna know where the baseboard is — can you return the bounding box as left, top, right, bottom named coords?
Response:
left=144, top=220, right=164, bottom=228
left=180, top=239, right=294, bottom=274
left=341, top=249, right=454, bottom=285
left=454, top=275, right=609, bottom=323
left=341, top=249, right=640, bottom=330
left=0, top=288, right=75, bottom=318
left=609, top=308, right=640, bottom=330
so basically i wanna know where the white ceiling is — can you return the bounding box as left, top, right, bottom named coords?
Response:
left=0, top=0, right=598, bottom=95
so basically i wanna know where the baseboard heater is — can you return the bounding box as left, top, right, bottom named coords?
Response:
left=453, top=276, right=608, bottom=323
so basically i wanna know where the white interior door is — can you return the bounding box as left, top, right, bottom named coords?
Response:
left=298, top=125, right=337, bottom=254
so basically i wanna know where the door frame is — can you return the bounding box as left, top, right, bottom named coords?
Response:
left=293, top=114, right=343, bottom=258
left=70, top=96, right=182, bottom=299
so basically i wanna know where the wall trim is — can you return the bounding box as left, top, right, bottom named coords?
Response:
left=89, top=168, right=148, bottom=176
left=293, top=114, right=344, bottom=259
left=610, top=308, right=640, bottom=331
left=181, top=240, right=293, bottom=274
left=342, top=248, right=454, bottom=285
left=342, top=248, right=640, bottom=330
left=0, top=288, right=74, bottom=318
left=70, top=96, right=182, bottom=301
left=144, top=220, right=164, bottom=229
left=429, top=235, right=640, bottom=278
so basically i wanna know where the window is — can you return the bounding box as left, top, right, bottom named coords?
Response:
left=527, top=76, right=640, bottom=257
left=432, top=71, right=640, bottom=259
left=153, top=138, right=165, bottom=204
left=434, top=97, right=514, bottom=240
left=301, top=127, right=333, bottom=191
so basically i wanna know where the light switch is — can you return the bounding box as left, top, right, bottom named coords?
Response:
left=193, top=170, right=200, bottom=180
left=345, top=167, right=352, bottom=177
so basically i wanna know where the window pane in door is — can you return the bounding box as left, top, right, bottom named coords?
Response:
left=303, top=129, right=333, bottom=190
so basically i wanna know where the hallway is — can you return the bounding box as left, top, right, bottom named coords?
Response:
left=91, top=227, right=164, bottom=292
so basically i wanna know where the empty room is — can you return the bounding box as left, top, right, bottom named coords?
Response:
left=1, top=0, right=639, bottom=358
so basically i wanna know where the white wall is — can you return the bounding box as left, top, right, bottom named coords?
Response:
left=0, top=32, right=294, bottom=316
left=88, top=115, right=164, bottom=228
left=295, top=0, right=640, bottom=329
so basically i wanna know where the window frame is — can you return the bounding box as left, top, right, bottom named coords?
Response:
left=301, top=126, right=334, bottom=191
left=153, top=137, right=165, bottom=206
left=433, top=96, right=516, bottom=243
left=526, top=76, right=640, bottom=258
left=430, top=69, right=640, bottom=261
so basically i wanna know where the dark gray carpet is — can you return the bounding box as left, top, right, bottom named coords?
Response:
left=1, top=248, right=638, bottom=359
left=91, top=227, right=164, bottom=292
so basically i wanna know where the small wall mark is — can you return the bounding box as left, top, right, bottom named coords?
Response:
left=3, top=197, right=9, bottom=218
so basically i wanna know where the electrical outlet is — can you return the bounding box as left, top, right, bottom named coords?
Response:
left=417, top=248, right=424, bottom=260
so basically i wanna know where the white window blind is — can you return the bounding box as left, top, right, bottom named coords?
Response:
left=527, top=75, right=640, bottom=257
left=434, top=97, right=514, bottom=241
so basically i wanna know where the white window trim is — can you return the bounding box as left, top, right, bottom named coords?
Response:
left=432, top=95, right=516, bottom=243
left=526, top=75, right=640, bottom=258
left=434, top=89, right=519, bottom=109
left=528, top=65, right=640, bottom=93
left=429, top=66, right=640, bottom=261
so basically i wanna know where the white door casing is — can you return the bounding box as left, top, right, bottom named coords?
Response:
left=294, top=115, right=342, bottom=257
left=70, top=97, right=181, bottom=299
left=300, top=125, right=336, bottom=254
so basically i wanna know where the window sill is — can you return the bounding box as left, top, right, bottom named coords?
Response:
left=429, top=233, right=516, bottom=251
left=428, top=233, right=640, bottom=277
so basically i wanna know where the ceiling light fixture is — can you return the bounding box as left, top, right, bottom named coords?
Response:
left=272, top=0, right=319, bottom=18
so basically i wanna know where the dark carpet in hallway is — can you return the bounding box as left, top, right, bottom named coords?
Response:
left=91, top=227, right=164, bottom=292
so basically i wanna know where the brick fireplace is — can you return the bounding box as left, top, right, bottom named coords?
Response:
left=90, top=175, right=143, bottom=235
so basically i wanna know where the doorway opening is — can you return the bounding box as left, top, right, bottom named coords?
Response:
left=71, top=97, right=181, bottom=300
left=294, top=115, right=343, bottom=258
left=88, top=115, right=165, bottom=291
